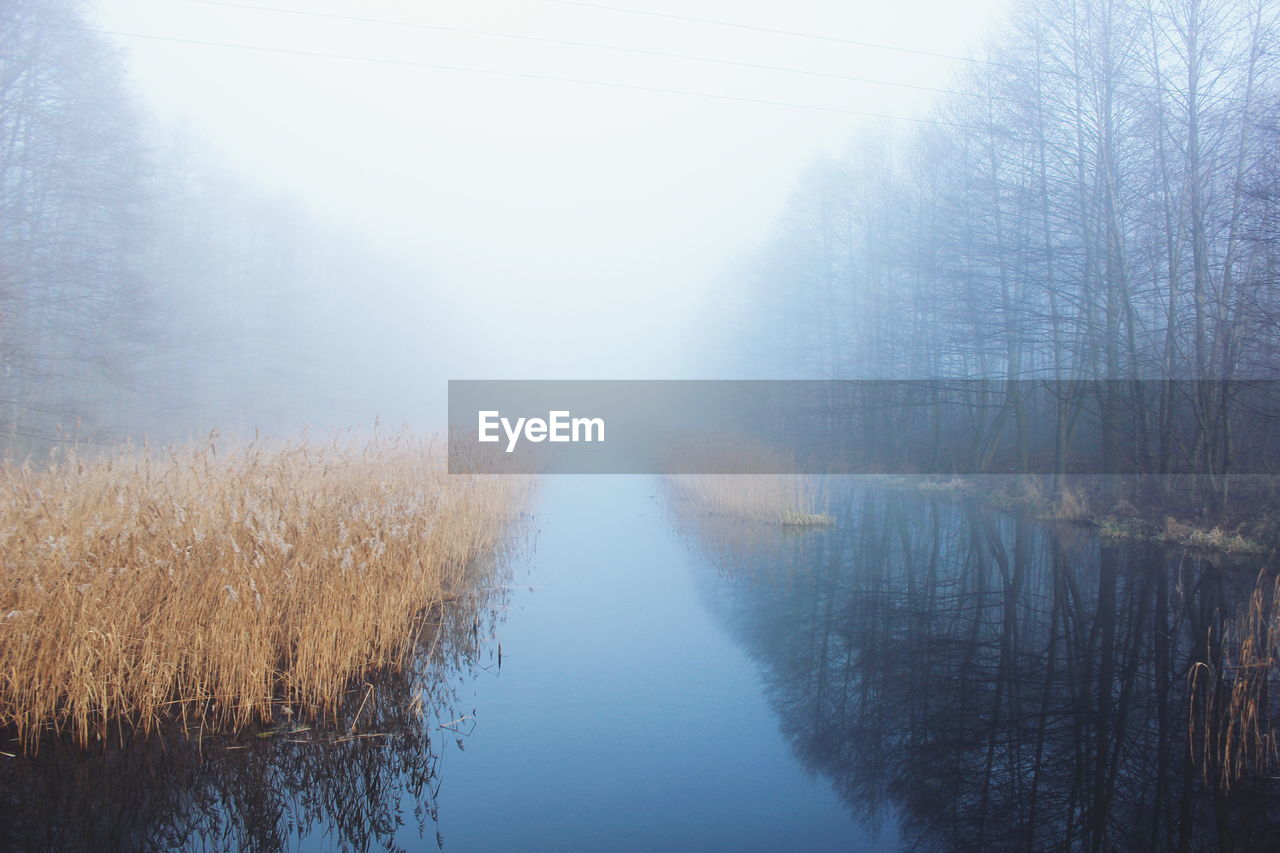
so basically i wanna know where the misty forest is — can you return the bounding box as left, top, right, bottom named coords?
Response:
left=3, top=0, right=1280, bottom=851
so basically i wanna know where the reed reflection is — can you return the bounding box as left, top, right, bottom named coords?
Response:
left=677, top=482, right=1280, bottom=852
left=0, top=584, right=508, bottom=853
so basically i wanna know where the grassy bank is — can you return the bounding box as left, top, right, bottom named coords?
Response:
left=663, top=438, right=832, bottom=527
left=666, top=473, right=832, bottom=527
left=902, top=475, right=1276, bottom=556
left=0, top=433, right=530, bottom=748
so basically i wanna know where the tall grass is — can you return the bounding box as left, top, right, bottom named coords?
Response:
left=0, top=433, right=530, bottom=748
left=1190, top=570, right=1280, bottom=789
left=665, top=438, right=831, bottom=527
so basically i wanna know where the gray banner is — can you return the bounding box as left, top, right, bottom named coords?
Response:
left=448, top=380, right=1280, bottom=475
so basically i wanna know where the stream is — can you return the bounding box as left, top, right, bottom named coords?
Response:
left=2, top=476, right=1278, bottom=851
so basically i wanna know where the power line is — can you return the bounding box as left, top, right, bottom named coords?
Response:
left=191, top=0, right=1239, bottom=114
left=17, top=18, right=969, bottom=128
left=182, top=0, right=973, bottom=99
left=538, top=0, right=1251, bottom=105
left=198, top=0, right=1218, bottom=114
left=539, top=0, right=1026, bottom=71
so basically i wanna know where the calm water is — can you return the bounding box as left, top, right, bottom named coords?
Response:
left=2, top=476, right=1278, bottom=851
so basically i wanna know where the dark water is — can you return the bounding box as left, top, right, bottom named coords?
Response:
left=675, top=481, right=1280, bottom=852
left=2, top=477, right=1278, bottom=851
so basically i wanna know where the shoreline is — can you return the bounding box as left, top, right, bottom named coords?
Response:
left=878, top=475, right=1277, bottom=558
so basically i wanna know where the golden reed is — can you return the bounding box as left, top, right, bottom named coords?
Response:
left=0, top=433, right=530, bottom=748
left=1190, top=570, right=1280, bottom=789
left=664, top=437, right=831, bottom=527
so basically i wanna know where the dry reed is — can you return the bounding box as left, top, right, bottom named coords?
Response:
left=1164, top=517, right=1266, bottom=554
left=1189, top=570, right=1280, bottom=789
left=0, top=432, right=530, bottom=748
left=665, top=438, right=831, bottom=527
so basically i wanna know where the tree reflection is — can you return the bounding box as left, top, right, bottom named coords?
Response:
left=677, top=483, right=1280, bottom=852
left=0, top=587, right=507, bottom=853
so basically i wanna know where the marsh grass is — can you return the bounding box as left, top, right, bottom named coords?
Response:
left=668, top=474, right=830, bottom=526
left=0, top=432, right=530, bottom=749
left=1190, top=570, right=1280, bottom=789
left=0, top=573, right=510, bottom=851
left=665, top=439, right=831, bottom=527
left=1163, top=517, right=1268, bottom=555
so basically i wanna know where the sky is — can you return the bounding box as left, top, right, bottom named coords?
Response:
left=90, top=0, right=1012, bottom=378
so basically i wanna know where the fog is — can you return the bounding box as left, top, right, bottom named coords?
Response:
left=5, top=0, right=1278, bottom=470
left=95, top=0, right=1006, bottom=379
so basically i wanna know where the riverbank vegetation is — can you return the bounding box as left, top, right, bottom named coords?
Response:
left=0, top=544, right=509, bottom=851
left=0, top=434, right=530, bottom=749
left=901, top=474, right=1276, bottom=554
left=664, top=439, right=831, bottom=527
left=667, top=473, right=832, bottom=528
left=1191, top=570, right=1280, bottom=789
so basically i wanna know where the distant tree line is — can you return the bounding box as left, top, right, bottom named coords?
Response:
left=1, top=0, right=435, bottom=452
left=719, top=0, right=1279, bottom=507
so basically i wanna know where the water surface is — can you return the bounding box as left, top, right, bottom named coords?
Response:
left=3, top=476, right=1277, bottom=852
left=425, top=475, right=877, bottom=851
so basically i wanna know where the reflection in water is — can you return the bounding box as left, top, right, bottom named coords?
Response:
left=676, top=483, right=1280, bottom=852
left=0, top=582, right=509, bottom=853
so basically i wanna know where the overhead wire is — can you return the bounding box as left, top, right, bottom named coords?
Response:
left=538, top=0, right=1251, bottom=104
left=16, top=0, right=1244, bottom=130
left=538, top=0, right=1026, bottom=69
left=181, top=0, right=974, bottom=99
left=11, top=17, right=978, bottom=129
left=184, top=0, right=1251, bottom=110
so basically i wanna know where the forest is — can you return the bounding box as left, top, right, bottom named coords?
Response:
left=713, top=0, right=1279, bottom=517
left=1, top=0, right=446, bottom=449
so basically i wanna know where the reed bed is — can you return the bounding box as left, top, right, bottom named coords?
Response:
left=1190, top=570, right=1280, bottom=789
left=665, top=438, right=831, bottom=527
left=0, top=433, right=530, bottom=748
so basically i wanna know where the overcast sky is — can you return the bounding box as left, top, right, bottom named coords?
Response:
left=91, top=0, right=1011, bottom=378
